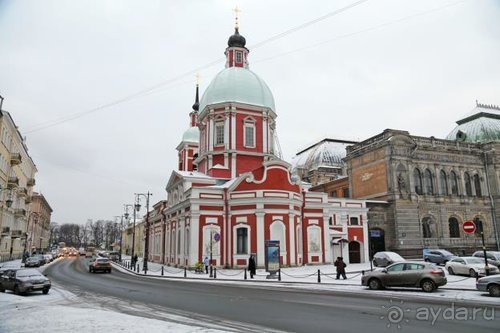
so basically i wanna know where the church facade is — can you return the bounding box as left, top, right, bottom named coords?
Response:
left=147, top=27, right=369, bottom=268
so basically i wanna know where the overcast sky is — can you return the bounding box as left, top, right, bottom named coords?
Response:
left=1, top=0, right=499, bottom=225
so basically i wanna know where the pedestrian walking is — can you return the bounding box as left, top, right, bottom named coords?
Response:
left=203, top=256, right=209, bottom=274
left=133, top=254, right=138, bottom=267
left=334, top=257, right=347, bottom=280
left=248, top=255, right=256, bottom=279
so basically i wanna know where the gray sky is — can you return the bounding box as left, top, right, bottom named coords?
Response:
left=0, top=0, right=499, bottom=225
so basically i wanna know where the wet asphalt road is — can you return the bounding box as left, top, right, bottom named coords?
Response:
left=44, top=257, right=499, bottom=333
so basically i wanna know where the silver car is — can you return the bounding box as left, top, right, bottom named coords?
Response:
left=372, top=251, right=405, bottom=267
left=445, top=257, right=500, bottom=277
left=476, top=274, right=500, bottom=297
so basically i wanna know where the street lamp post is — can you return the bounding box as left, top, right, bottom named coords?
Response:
left=124, top=204, right=134, bottom=263
left=135, top=192, right=152, bottom=272
left=209, top=230, right=213, bottom=278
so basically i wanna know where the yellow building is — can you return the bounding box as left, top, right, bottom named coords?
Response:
left=122, top=219, right=144, bottom=259
left=0, top=110, right=37, bottom=260
left=30, top=192, right=53, bottom=252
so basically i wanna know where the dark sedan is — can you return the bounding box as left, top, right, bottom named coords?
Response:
left=361, top=262, right=447, bottom=292
left=0, top=268, right=51, bottom=295
left=24, top=256, right=42, bottom=267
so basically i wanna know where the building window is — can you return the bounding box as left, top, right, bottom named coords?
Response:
left=422, top=217, right=433, bottom=238
left=474, top=218, right=483, bottom=236
left=448, top=218, right=460, bottom=238
left=414, top=168, right=423, bottom=195
left=331, top=191, right=338, bottom=198
left=236, top=228, right=248, bottom=254
left=342, top=188, right=349, bottom=198
left=474, top=174, right=482, bottom=197
left=350, top=217, right=359, bottom=225
left=439, top=170, right=448, bottom=195
left=464, top=172, right=472, bottom=196
left=450, top=171, right=459, bottom=195
left=215, top=122, right=224, bottom=146
left=177, top=230, right=181, bottom=255
left=244, top=119, right=255, bottom=147
left=424, top=169, right=433, bottom=195
left=235, top=51, right=242, bottom=63
left=329, top=217, right=333, bottom=226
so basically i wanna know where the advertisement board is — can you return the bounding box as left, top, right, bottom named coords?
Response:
left=265, top=240, right=280, bottom=273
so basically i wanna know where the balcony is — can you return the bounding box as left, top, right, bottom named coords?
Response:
left=11, top=230, right=22, bottom=237
left=10, top=153, right=22, bottom=166
left=18, top=187, right=28, bottom=198
left=14, top=208, right=27, bottom=217
left=27, top=178, right=36, bottom=187
left=1, top=227, right=10, bottom=236
left=7, top=176, right=19, bottom=189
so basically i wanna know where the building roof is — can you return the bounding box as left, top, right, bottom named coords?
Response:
left=446, top=102, right=500, bottom=143
left=291, top=138, right=358, bottom=172
left=181, top=126, right=199, bottom=143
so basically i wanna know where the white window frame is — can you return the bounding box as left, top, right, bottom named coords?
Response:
left=243, top=118, right=256, bottom=148
left=235, top=51, right=243, bottom=63
left=215, top=121, right=224, bottom=146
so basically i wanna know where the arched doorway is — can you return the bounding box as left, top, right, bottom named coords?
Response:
left=348, top=241, right=361, bottom=263
left=369, top=228, right=385, bottom=254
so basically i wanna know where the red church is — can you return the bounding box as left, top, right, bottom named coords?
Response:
left=150, top=26, right=369, bottom=268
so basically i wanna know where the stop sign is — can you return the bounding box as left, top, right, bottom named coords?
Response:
left=463, top=220, right=476, bottom=234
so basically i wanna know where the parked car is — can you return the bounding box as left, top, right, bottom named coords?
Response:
left=24, top=256, right=42, bottom=268
left=361, top=262, right=447, bottom=292
left=0, top=268, right=51, bottom=295
left=476, top=274, right=500, bottom=297
left=89, top=258, right=112, bottom=273
left=472, top=251, right=500, bottom=269
left=32, top=254, right=46, bottom=265
left=372, top=251, right=405, bottom=267
left=445, top=257, right=500, bottom=277
left=108, top=252, right=119, bottom=261
left=43, top=254, right=53, bottom=263
left=424, top=249, right=456, bottom=265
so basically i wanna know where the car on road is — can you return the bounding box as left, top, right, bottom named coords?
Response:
left=361, top=262, right=447, bottom=292
left=0, top=268, right=51, bottom=295
left=424, top=249, right=456, bottom=265
left=476, top=274, right=500, bottom=297
left=445, top=257, right=500, bottom=277
left=89, top=258, right=112, bottom=273
left=108, top=251, right=119, bottom=261
left=372, top=251, right=405, bottom=267
left=472, top=251, right=500, bottom=269
left=32, top=254, right=47, bottom=265
left=24, top=256, right=42, bottom=268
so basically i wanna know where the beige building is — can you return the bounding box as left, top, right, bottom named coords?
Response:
left=30, top=192, right=53, bottom=252
left=0, top=110, right=37, bottom=260
left=121, top=219, right=144, bottom=259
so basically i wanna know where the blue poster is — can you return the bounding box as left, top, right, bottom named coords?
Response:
left=265, top=240, right=280, bottom=273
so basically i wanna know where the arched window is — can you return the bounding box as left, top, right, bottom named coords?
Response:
left=413, top=168, right=423, bottom=195
left=214, top=117, right=225, bottom=146
left=192, top=153, right=198, bottom=171
left=177, top=229, right=182, bottom=255
left=474, top=218, right=484, bottom=236
left=270, top=220, right=286, bottom=251
left=439, top=170, right=448, bottom=195
left=448, top=217, right=460, bottom=238
left=450, top=171, right=459, bottom=195
left=243, top=117, right=256, bottom=148
left=236, top=227, right=248, bottom=254
left=464, top=172, right=472, bottom=196
left=422, top=217, right=433, bottom=238
left=424, top=169, right=433, bottom=195
left=474, top=174, right=482, bottom=197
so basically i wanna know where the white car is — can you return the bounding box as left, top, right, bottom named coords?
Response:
left=445, top=257, right=499, bottom=277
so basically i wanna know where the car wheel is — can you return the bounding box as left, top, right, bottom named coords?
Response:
left=0, top=284, right=4, bottom=293
left=424, top=258, right=430, bottom=262
left=488, top=284, right=500, bottom=297
left=447, top=267, right=455, bottom=275
left=469, top=269, right=477, bottom=278
left=14, top=285, right=20, bottom=295
left=421, top=279, right=436, bottom=292
left=89, top=267, right=93, bottom=273
left=42, top=288, right=49, bottom=295
left=368, top=278, right=382, bottom=290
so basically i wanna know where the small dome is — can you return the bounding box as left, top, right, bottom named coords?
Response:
left=199, top=67, right=275, bottom=112
left=446, top=103, right=500, bottom=143
left=182, top=127, right=199, bottom=143
left=228, top=28, right=246, bottom=48
left=291, top=139, right=355, bottom=172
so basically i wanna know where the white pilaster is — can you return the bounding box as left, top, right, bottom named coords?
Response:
left=323, top=213, right=331, bottom=264
left=262, top=112, right=268, bottom=153
left=288, top=212, right=296, bottom=265
left=189, top=214, right=200, bottom=266
left=231, top=109, right=236, bottom=150
left=256, top=211, right=265, bottom=266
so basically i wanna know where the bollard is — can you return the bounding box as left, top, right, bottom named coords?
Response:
left=244, top=268, right=247, bottom=280
left=184, top=267, right=187, bottom=278
left=161, top=266, right=164, bottom=276
left=278, top=268, right=281, bottom=281
left=137, top=264, right=139, bottom=273
left=214, top=267, right=217, bottom=279
left=318, top=269, right=321, bottom=283
left=362, top=270, right=365, bottom=276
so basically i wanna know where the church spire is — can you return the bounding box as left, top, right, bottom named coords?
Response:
left=225, top=7, right=249, bottom=68
left=189, top=75, right=199, bottom=127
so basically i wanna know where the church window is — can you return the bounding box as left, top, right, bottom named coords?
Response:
left=424, top=169, right=433, bottom=195
left=413, top=168, right=423, bottom=195
left=474, top=174, right=482, bottom=197
left=235, top=51, right=242, bottom=63
left=350, top=217, right=359, bottom=225
left=464, top=172, right=472, bottom=196
left=271, top=221, right=286, bottom=251
left=215, top=122, right=224, bottom=146
left=448, top=218, right=460, bottom=238
left=439, top=170, right=448, bottom=195
left=244, top=119, right=255, bottom=148
left=236, top=227, right=248, bottom=254
left=450, top=171, right=459, bottom=195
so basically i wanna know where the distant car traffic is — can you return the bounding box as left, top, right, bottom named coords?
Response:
left=361, top=262, right=447, bottom=292
left=476, top=274, right=500, bottom=297
left=0, top=268, right=51, bottom=295
left=89, top=258, right=112, bottom=273
left=424, top=249, right=456, bottom=265
left=372, top=251, right=405, bottom=267
left=445, top=257, right=500, bottom=277
left=472, top=251, right=500, bottom=269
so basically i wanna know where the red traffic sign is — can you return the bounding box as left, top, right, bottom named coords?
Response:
left=463, top=220, right=476, bottom=234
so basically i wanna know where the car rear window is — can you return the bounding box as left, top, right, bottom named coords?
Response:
left=17, top=269, right=42, bottom=277
left=96, top=259, right=110, bottom=263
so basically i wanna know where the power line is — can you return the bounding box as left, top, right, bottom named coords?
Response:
left=24, top=0, right=371, bottom=134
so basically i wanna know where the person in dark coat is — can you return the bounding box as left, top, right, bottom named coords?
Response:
left=133, top=254, right=138, bottom=267
left=334, top=257, right=347, bottom=280
left=248, top=255, right=256, bottom=279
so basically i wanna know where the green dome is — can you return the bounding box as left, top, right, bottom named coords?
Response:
left=446, top=103, right=500, bottom=143
left=199, top=67, right=275, bottom=112
left=182, top=127, right=199, bottom=143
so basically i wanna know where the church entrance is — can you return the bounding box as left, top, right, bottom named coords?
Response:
left=348, top=241, right=361, bottom=263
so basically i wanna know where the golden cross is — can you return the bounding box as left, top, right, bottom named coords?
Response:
left=195, top=73, right=200, bottom=86
left=233, top=6, right=241, bottom=29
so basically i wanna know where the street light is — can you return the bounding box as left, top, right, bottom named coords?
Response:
left=124, top=204, right=134, bottom=261
left=135, top=192, right=152, bottom=272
